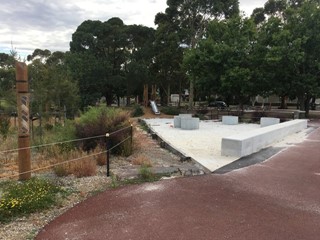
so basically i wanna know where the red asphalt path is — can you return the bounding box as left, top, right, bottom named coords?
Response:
left=36, top=122, right=320, bottom=240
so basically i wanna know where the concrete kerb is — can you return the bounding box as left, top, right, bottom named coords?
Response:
left=221, top=119, right=308, bottom=158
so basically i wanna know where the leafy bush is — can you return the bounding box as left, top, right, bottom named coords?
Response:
left=131, top=104, right=144, bottom=117
left=0, top=114, right=10, bottom=140
left=51, top=120, right=77, bottom=153
left=0, top=178, right=62, bottom=223
left=75, top=106, right=131, bottom=154
left=138, top=164, right=155, bottom=181
left=160, top=106, right=180, bottom=115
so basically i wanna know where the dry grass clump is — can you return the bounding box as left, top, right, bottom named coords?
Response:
left=94, top=147, right=107, bottom=166
left=71, top=157, right=96, bottom=178
left=132, top=155, right=152, bottom=167
left=53, top=149, right=96, bottom=178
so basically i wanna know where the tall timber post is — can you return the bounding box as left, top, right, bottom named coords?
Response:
left=15, top=62, right=31, bottom=180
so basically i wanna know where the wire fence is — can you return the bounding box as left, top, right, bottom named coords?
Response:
left=0, top=125, right=133, bottom=180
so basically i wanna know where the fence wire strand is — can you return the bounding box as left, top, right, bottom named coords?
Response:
left=0, top=126, right=133, bottom=179
left=0, top=134, right=106, bottom=154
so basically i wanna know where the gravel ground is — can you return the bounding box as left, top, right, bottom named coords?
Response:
left=0, top=114, right=203, bottom=240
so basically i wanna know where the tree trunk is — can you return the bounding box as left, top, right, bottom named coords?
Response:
left=167, top=84, right=171, bottom=105
left=279, top=96, right=287, bottom=109
left=188, top=78, right=194, bottom=109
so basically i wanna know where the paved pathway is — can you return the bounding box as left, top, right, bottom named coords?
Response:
left=36, top=121, right=320, bottom=240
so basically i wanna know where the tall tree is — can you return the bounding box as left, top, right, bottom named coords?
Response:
left=0, top=52, right=17, bottom=112
left=157, top=0, right=239, bottom=108
left=70, top=18, right=155, bottom=107
left=28, top=50, right=80, bottom=119
left=183, top=16, right=257, bottom=106
left=252, top=0, right=320, bottom=113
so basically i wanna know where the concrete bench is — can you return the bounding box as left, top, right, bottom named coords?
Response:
left=221, top=119, right=308, bottom=158
left=174, top=114, right=193, bottom=128
left=181, top=117, right=199, bottom=130
left=260, top=117, right=280, bottom=127
left=222, top=116, right=238, bottom=125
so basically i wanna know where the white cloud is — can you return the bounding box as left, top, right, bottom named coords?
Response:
left=0, top=0, right=266, bottom=58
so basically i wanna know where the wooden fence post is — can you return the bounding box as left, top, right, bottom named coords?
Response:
left=16, top=62, right=31, bottom=180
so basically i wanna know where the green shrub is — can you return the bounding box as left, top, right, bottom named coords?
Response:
left=0, top=178, right=62, bottom=223
left=51, top=120, right=77, bottom=153
left=131, top=104, right=144, bottom=117
left=0, top=114, right=10, bottom=140
left=75, top=106, right=131, bottom=154
left=138, top=164, right=155, bottom=181
left=161, top=106, right=180, bottom=115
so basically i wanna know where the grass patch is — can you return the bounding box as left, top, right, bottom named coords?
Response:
left=0, top=177, right=65, bottom=223
left=109, top=165, right=163, bottom=189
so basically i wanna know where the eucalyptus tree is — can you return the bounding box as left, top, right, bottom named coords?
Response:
left=69, top=18, right=127, bottom=106
left=124, top=25, right=155, bottom=102
left=155, top=0, right=239, bottom=108
left=252, top=0, right=320, bottom=113
left=152, top=13, right=184, bottom=105
left=183, top=16, right=257, bottom=106
left=28, top=50, right=80, bottom=119
left=69, top=18, right=155, bottom=107
left=0, top=53, right=16, bottom=112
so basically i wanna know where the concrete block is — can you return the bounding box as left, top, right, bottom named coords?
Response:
left=221, top=119, right=308, bottom=158
left=181, top=117, right=199, bottom=130
left=222, top=116, right=239, bottom=125
left=179, top=114, right=192, bottom=118
left=174, top=116, right=181, bottom=128
left=174, top=114, right=193, bottom=128
left=260, top=117, right=280, bottom=127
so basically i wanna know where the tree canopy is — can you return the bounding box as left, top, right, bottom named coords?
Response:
left=3, top=0, right=320, bottom=117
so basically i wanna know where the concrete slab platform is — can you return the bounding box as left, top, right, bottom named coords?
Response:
left=144, top=118, right=310, bottom=172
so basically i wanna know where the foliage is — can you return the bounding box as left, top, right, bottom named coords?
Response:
left=131, top=104, right=144, bottom=117
left=250, top=0, right=320, bottom=113
left=156, top=0, right=240, bottom=107
left=51, top=120, right=77, bottom=153
left=75, top=106, right=130, bottom=153
left=69, top=18, right=155, bottom=107
left=160, top=106, right=181, bottom=115
left=138, top=164, right=155, bottom=181
left=109, top=165, right=159, bottom=188
left=0, top=114, right=10, bottom=140
left=0, top=53, right=16, bottom=112
left=0, top=178, right=62, bottom=223
left=28, top=50, right=80, bottom=120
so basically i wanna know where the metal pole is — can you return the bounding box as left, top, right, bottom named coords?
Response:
left=106, top=133, right=110, bottom=177
left=15, top=62, right=31, bottom=180
left=130, top=124, right=133, bottom=147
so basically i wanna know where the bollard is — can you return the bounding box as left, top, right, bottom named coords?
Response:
left=105, top=133, right=110, bottom=177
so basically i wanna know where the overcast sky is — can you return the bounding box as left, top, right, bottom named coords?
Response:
left=0, top=0, right=266, bottom=59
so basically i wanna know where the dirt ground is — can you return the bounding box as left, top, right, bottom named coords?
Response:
left=111, top=107, right=205, bottom=179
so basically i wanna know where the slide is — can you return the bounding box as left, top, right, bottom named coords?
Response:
left=150, top=100, right=160, bottom=115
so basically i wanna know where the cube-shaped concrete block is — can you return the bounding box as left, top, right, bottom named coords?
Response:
left=174, top=116, right=181, bottom=128
left=222, top=116, right=239, bottom=125
left=179, top=114, right=193, bottom=118
left=260, top=117, right=280, bottom=127
left=181, top=117, right=199, bottom=130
